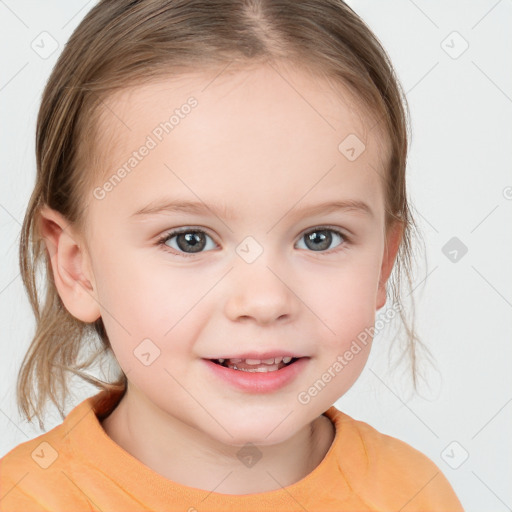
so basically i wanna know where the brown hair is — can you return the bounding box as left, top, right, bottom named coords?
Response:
left=18, top=0, right=432, bottom=430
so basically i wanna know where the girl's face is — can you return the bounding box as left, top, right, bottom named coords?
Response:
left=72, top=63, right=400, bottom=445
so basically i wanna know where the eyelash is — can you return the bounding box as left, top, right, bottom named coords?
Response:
left=156, top=226, right=351, bottom=258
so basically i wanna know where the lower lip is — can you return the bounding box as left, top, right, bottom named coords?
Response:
left=202, top=358, right=309, bottom=393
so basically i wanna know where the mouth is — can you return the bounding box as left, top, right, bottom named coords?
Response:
left=207, top=356, right=302, bottom=372
left=203, top=356, right=309, bottom=393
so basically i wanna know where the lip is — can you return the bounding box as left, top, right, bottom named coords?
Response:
left=202, top=357, right=309, bottom=393
left=205, top=351, right=306, bottom=360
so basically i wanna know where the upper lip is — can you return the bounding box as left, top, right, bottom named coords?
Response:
left=205, top=351, right=308, bottom=360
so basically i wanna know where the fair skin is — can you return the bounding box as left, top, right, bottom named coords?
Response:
left=40, top=61, right=403, bottom=495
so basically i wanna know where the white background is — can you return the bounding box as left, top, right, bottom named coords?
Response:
left=1, top=1, right=511, bottom=510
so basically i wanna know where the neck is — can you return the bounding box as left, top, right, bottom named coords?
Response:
left=100, top=386, right=335, bottom=495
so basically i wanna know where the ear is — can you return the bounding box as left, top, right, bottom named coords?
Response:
left=38, top=205, right=101, bottom=323
left=376, top=220, right=404, bottom=311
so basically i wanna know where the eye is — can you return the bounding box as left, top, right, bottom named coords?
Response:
left=156, top=226, right=350, bottom=258
left=157, top=228, right=216, bottom=257
left=296, top=227, right=349, bottom=254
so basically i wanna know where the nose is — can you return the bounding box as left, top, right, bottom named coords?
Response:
left=223, top=255, right=299, bottom=325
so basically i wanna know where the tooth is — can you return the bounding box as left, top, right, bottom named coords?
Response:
left=274, top=356, right=283, bottom=364
left=236, top=365, right=280, bottom=372
left=245, top=359, right=261, bottom=365
left=282, top=356, right=292, bottom=364
left=230, top=358, right=243, bottom=363
left=262, top=358, right=275, bottom=364
left=218, top=358, right=225, bottom=363
left=255, top=365, right=279, bottom=372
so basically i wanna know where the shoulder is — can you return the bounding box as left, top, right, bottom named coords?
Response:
left=326, top=406, right=464, bottom=511
left=0, top=395, right=103, bottom=511
left=0, top=430, right=82, bottom=511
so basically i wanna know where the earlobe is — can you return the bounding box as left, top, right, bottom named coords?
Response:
left=38, top=205, right=101, bottom=323
left=376, top=220, right=404, bottom=311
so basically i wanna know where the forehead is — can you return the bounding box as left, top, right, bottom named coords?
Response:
left=88, top=63, right=389, bottom=219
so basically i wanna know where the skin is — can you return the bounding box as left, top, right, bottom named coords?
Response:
left=39, top=61, right=403, bottom=495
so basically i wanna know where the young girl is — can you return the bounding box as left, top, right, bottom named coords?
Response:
left=0, top=1, right=464, bottom=510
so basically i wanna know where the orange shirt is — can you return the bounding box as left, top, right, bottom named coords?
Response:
left=0, top=388, right=464, bottom=511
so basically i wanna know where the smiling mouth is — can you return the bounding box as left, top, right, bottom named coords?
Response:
left=208, top=357, right=301, bottom=372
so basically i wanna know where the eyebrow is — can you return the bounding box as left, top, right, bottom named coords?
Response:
left=130, top=198, right=374, bottom=220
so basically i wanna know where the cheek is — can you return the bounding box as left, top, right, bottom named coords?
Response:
left=95, top=248, right=194, bottom=326
left=304, top=251, right=382, bottom=334
left=294, top=252, right=380, bottom=399
left=94, top=253, right=209, bottom=366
